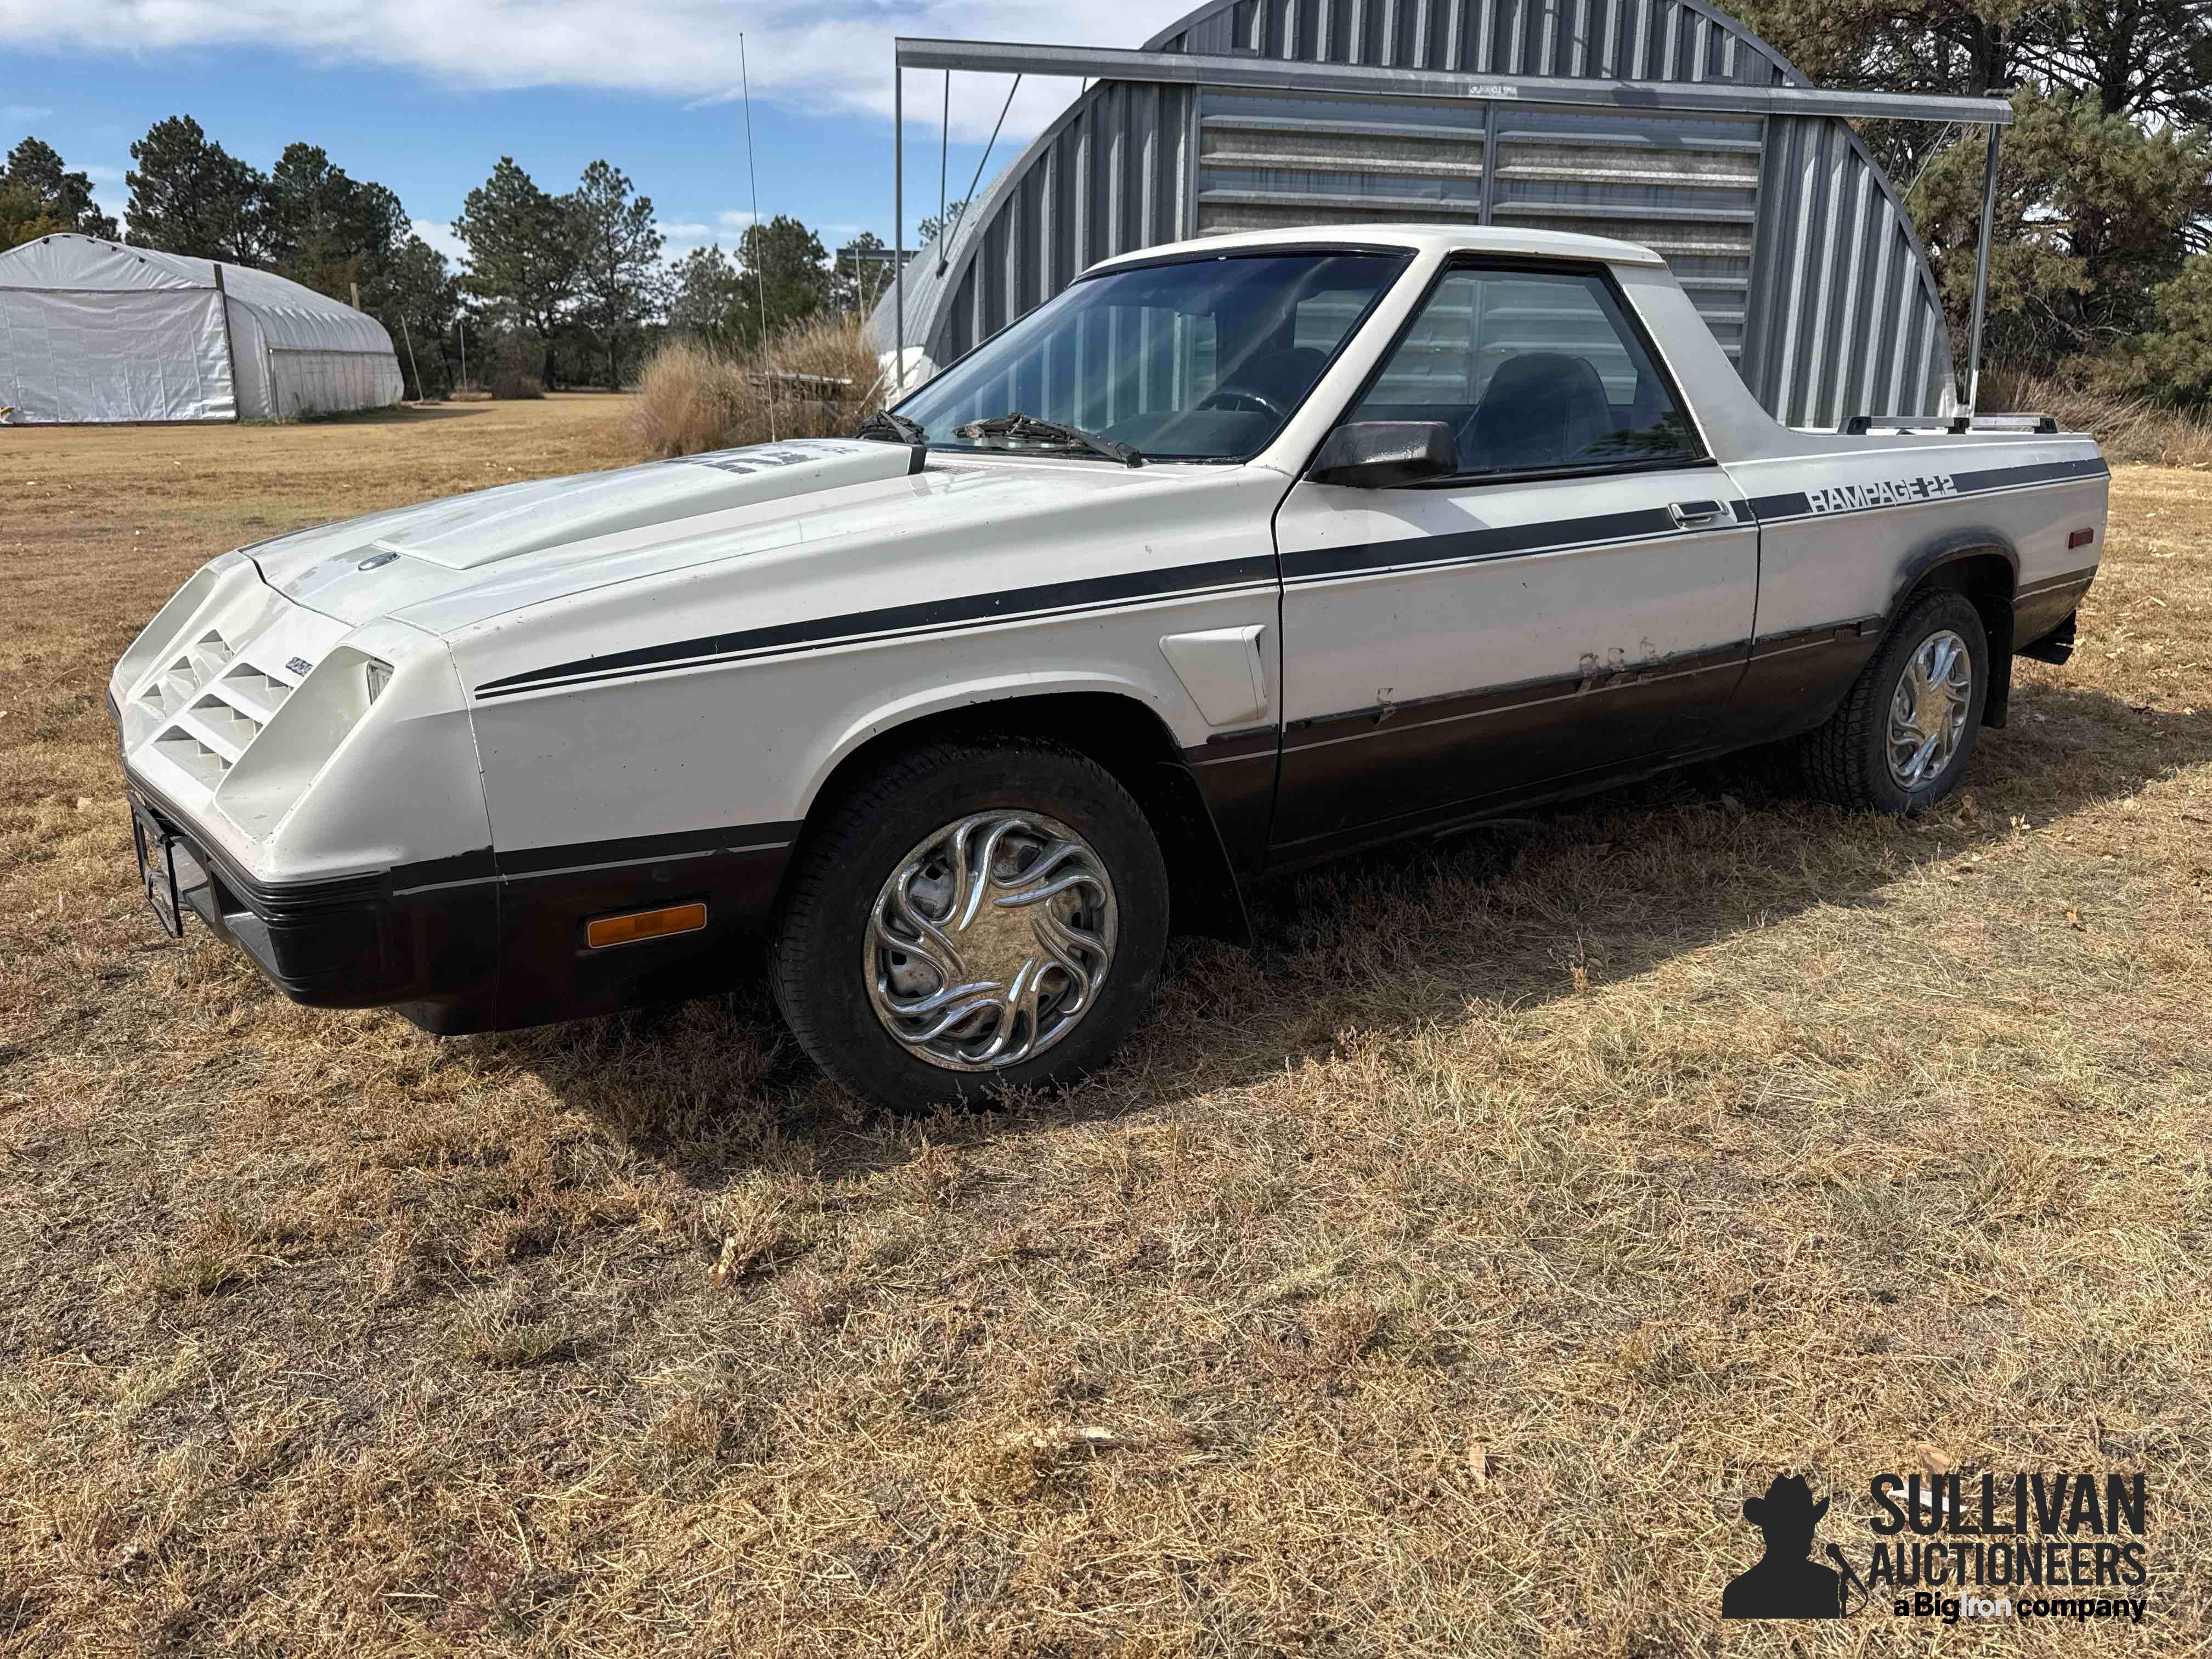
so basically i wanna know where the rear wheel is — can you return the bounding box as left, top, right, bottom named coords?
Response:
left=1801, top=590, right=1989, bottom=814
left=769, top=740, right=1170, bottom=1111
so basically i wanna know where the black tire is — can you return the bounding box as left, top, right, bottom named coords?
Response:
left=1800, top=589, right=1990, bottom=814
left=768, top=740, right=1170, bottom=1111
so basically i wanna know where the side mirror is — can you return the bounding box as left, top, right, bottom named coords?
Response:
left=1307, top=421, right=1458, bottom=488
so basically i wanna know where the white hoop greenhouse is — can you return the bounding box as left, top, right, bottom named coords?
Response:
left=0, top=233, right=403, bottom=424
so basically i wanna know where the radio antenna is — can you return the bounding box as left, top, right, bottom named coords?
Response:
left=740, top=32, right=776, bottom=441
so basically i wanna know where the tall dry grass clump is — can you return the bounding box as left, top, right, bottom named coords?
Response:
left=633, top=316, right=884, bottom=459
left=1982, top=363, right=2212, bottom=466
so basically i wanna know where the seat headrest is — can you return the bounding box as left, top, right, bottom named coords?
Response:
left=1462, top=352, right=1613, bottom=472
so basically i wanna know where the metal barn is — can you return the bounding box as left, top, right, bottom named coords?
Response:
left=876, top=0, right=2010, bottom=428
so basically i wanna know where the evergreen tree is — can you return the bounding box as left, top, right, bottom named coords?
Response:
left=668, top=244, right=747, bottom=345
left=2, top=136, right=117, bottom=242
left=263, top=143, right=408, bottom=301
left=453, top=157, right=578, bottom=386
left=567, top=160, right=663, bottom=387
left=831, top=231, right=896, bottom=315
left=380, top=233, right=461, bottom=398
left=125, top=115, right=267, bottom=261
left=734, top=215, right=828, bottom=348
left=916, top=198, right=968, bottom=250
left=0, top=180, right=72, bottom=251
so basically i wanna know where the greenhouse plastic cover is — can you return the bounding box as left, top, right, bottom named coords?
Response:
left=0, top=233, right=402, bottom=422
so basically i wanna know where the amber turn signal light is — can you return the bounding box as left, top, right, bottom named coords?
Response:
left=586, top=902, right=707, bottom=949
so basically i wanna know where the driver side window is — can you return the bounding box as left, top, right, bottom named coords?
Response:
left=1349, top=267, right=1700, bottom=476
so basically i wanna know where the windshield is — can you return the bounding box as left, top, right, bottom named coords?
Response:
left=893, top=250, right=1409, bottom=462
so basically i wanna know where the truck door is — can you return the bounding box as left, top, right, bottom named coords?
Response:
left=1271, top=260, right=1760, bottom=858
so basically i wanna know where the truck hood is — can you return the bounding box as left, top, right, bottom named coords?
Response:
left=250, top=438, right=937, bottom=627
left=246, top=437, right=1245, bottom=639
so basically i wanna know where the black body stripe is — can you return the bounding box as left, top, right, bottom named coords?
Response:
left=2016, top=565, right=2098, bottom=600
left=1189, top=726, right=1279, bottom=764
left=495, top=821, right=803, bottom=879
left=474, top=456, right=2104, bottom=701
left=1748, top=618, right=1882, bottom=658
left=1279, top=505, right=1688, bottom=584
left=1746, top=455, right=2108, bottom=524
left=475, top=554, right=1277, bottom=697
left=1282, top=640, right=1750, bottom=753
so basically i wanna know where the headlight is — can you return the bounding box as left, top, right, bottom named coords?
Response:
left=364, top=659, right=393, bottom=704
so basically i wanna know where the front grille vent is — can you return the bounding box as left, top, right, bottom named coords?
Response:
left=189, top=694, right=263, bottom=751
left=154, top=728, right=231, bottom=787
left=218, top=665, right=294, bottom=723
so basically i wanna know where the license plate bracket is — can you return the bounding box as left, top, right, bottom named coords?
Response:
left=131, top=798, right=184, bottom=938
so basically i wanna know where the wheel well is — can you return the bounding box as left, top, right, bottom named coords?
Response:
left=791, top=693, right=1251, bottom=944
left=1903, top=550, right=2016, bottom=729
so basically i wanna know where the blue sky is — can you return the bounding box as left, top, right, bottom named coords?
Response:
left=0, top=0, right=1204, bottom=268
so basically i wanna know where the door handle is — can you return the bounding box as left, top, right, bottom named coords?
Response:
left=1669, top=499, right=1726, bottom=527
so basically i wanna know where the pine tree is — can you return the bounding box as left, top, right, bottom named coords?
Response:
left=2, top=137, right=117, bottom=242
left=453, top=158, right=579, bottom=387
left=125, top=115, right=267, bottom=262
left=567, top=160, right=663, bottom=387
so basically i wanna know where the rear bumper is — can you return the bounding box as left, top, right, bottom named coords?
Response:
left=125, top=775, right=791, bottom=1034
left=2016, top=565, right=2097, bottom=651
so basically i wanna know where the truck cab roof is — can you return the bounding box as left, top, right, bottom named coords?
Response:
left=1082, top=222, right=1669, bottom=275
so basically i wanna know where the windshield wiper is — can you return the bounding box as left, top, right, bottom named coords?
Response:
left=854, top=409, right=926, bottom=445
left=953, top=413, right=1143, bottom=467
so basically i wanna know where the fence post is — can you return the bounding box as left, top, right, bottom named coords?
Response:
left=394, top=312, right=424, bottom=402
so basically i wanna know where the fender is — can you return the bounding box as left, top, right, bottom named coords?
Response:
left=1885, top=527, right=2019, bottom=729
left=796, top=669, right=1191, bottom=812
left=791, top=673, right=1257, bottom=945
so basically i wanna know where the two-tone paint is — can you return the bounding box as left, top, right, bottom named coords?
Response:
left=108, top=223, right=2107, bottom=1034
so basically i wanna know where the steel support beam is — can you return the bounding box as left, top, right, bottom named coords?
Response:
left=1964, top=121, right=2002, bottom=415
left=893, top=64, right=904, bottom=383
left=894, top=38, right=2013, bottom=127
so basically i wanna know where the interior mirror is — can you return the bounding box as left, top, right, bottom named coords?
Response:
left=1307, top=421, right=1458, bottom=488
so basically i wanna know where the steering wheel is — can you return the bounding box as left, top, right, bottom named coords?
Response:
left=1198, top=386, right=1288, bottom=421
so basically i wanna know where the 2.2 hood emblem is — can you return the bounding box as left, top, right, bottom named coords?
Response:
left=286, top=656, right=313, bottom=676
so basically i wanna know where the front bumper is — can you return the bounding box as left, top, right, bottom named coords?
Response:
left=128, top=774, right=503, bottom=1031
left=125, top=773, right=792, bottom=1034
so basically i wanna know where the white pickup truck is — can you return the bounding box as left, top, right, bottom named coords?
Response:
left=110, top=224, right=2107, bottom=1109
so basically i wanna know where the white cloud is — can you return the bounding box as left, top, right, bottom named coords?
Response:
left=408, top=216, right=467, bottom=265
left=655, top=219, right=712, bottom=236
left=3, top=104, right=55, bottom=122
left=0, top=1, right=1204, bottom=140
left=81, top=162, right=124, bottom=181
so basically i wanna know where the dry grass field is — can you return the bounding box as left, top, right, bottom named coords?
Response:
left=2, top=396, right=2208, bottom=1655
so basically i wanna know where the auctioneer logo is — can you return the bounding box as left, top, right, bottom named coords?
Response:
left=1720, top=1468, right=2153, bottom=1624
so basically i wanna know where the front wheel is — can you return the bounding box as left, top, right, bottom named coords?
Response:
left=1799, top=589, right=1990, bottom=813
left=769, top=741, right=1170, bottom=1111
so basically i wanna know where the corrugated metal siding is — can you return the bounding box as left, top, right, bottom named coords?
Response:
left=926, top=82, right=1197, bottom=365
left=1152, top=0, right=1786, bottom=84
left=1193, top=88, right=1760, bottom=363
left=891, top=0, right=1956, bottom=422
left=1740, top=113, right=1951, bottom=425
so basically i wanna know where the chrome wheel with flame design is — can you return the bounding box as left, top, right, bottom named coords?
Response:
left=1886, top=628, right=1973, bottom=791
left=865, top=811, right=1118, bottom=1071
